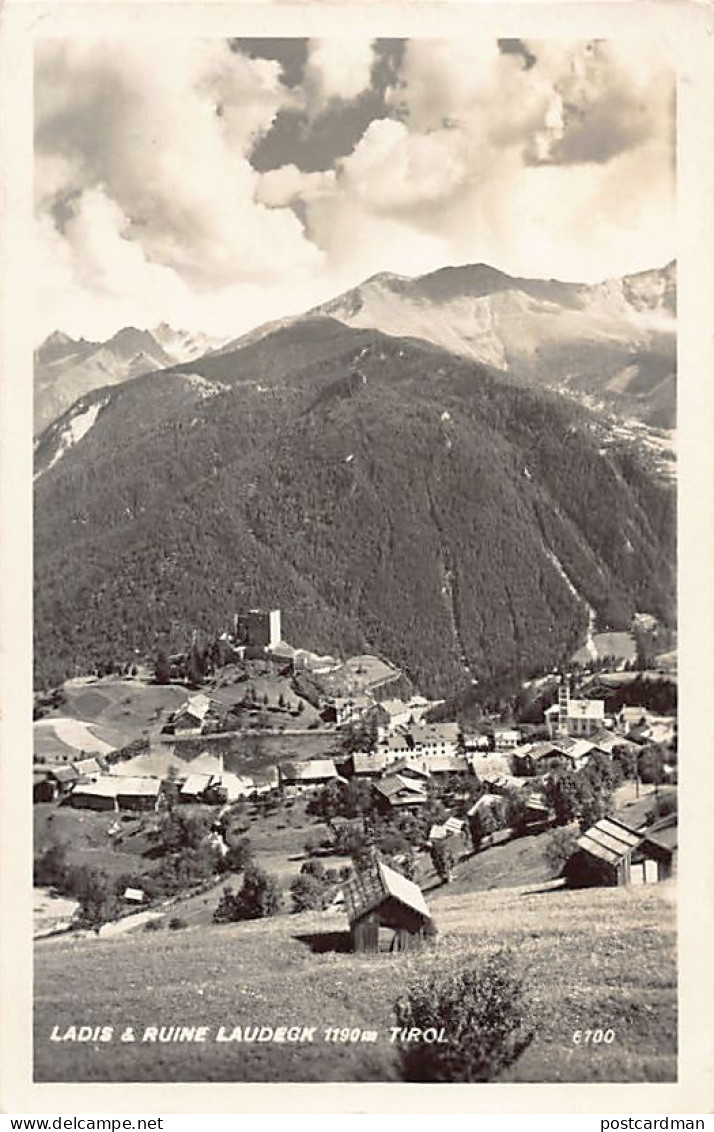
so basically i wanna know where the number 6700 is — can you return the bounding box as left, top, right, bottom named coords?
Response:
left=573, top=1029, right=615, bottom=1044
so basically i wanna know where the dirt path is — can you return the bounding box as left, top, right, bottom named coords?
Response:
left=98, top=909, right=164, bottom=937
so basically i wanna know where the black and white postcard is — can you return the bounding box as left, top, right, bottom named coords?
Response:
left=1, top=0, right=713, bottom=1116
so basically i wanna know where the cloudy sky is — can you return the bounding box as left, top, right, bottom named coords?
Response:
left=35, top=37, right=675, bottom=343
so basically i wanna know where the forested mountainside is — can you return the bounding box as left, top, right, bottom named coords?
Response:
left=34, top=324, right=675, bottom=693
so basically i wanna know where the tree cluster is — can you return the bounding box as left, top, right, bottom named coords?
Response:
left=213, top=866, right=282, bottom=922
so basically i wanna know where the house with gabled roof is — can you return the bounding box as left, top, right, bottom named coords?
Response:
left=380, top=721, right=460, bottom=763
left=350, top=752, right=389, bottom=778
left=328, top=694, right=373, bottom=727
left=72, top=756, right=103, bottom=778
left=587, top=728, right=640, bottom=757
left=69, top=775, right=161, bottom=812
left=408, top=722, right=460, bottom=759
left=514, top=738, right=595, bottom=775
left=179, top=773, right=215, bottom=803
left=344, top=860, right=434, bottom=952
left=171, top=693, right=211, bottom=735
left=374, top=698, right=413, bottom=732
left=205, top=772, right=254, bottom=803
left=425, top=754, right=470, bottom=776
left=493, top=726, right=521, bottom=751
left=478, top=772, right=524, bottom=795
left=373, top=774, right=427, bottom=812
left=387, top=758, right=431, bottom=783
left=380, top=731, right=413, bottom=760
left=278, top=759, right=340, bottom=796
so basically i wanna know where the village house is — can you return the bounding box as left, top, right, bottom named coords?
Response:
left=69, top=775, right=161, bottom=812
left=171, top=693, right=211, bottom=736
left=373, top=774, right=428, bottom=813
left=523, top=792, right=552, bottom=828
left=68, top=778, right=120, bottom=812
left=493, top=726, right=521, bottom=751
left=374, top=698, right=413, bottom=733
left=72, top=756, right=103, bottom=778
left=278, top=759, right=340, bottom=797
left=122, top=887, right=145, bottom=905
left=408, top=722, right=460, bottom=760
left=179, top=773, right=216, bottom=803
left=47, top=764, right=80, bottom=795
left=545, top=680, right=606, bottom=739
left=204, top=772, right=254, bottom=803
left=463, top=731, right=493, bottom=754
left=478, top=772, right=526, bottom=796
left=617, top=707, right=676, bottom=747
left=380, top=722, right=460, bottom=764
left=344, top=860, right=434, bottom=953
left=349, top=752, right=389, bottom=779
left=327, top=694, right=372, bottom=727
left=513, top=737, right=596, bottom=776
left=587, top=728, right=640, bottom=758
left=115, top=777, right=162, bottom=812
left=380, top=731, right=413, bottom=761
left=420, top=753, right=470, bottom=776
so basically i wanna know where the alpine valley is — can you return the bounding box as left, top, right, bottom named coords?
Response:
left=33, top=261, right=676, bottom=693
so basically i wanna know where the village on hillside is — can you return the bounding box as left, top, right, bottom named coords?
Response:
left=33, top=605, right=678, bottom=950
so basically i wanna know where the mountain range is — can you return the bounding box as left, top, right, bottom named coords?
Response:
left=33, top=276, right=676, bottom=693
left=34, top=324, right=224, bottom=435
left=214, top=260, right=677, bottom=429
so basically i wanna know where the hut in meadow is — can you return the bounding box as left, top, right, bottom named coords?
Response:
left=344, top=860, right=434, bottom=953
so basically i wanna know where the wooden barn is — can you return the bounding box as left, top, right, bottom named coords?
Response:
left=565, top=816, right=643, bottom=888
left=344, top=860, right=434, bottom=953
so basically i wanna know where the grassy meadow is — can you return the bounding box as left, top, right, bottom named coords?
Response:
left=34, top=880, right=676, bottom=1084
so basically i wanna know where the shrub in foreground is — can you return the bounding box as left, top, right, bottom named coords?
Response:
left=393, top=949, right=535, bottom=1082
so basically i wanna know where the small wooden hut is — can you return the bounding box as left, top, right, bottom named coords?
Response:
left=566, top=816, right=642, bottom=887
left=344, top=861, right=434, bottom=953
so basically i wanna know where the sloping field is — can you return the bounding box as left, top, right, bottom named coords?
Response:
left=34, top=882, right=676, bottom=1084
left=55, top=679, right=187, bottom=737
left=572, top=631, right=636, bottom=665
left=34, top=717, right=131, bottom=761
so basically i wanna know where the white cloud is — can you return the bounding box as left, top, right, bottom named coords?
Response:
left=303, top=38, right=376, bottom=116
left=311, top=39, right=675, bottom=283
left=34, top=37, right=675, bottom=343
left=35, top=39, right=324, bottom=338
left=338, top=119, right=469, bottom=211
left=256, top=164, right=336, bottom=208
